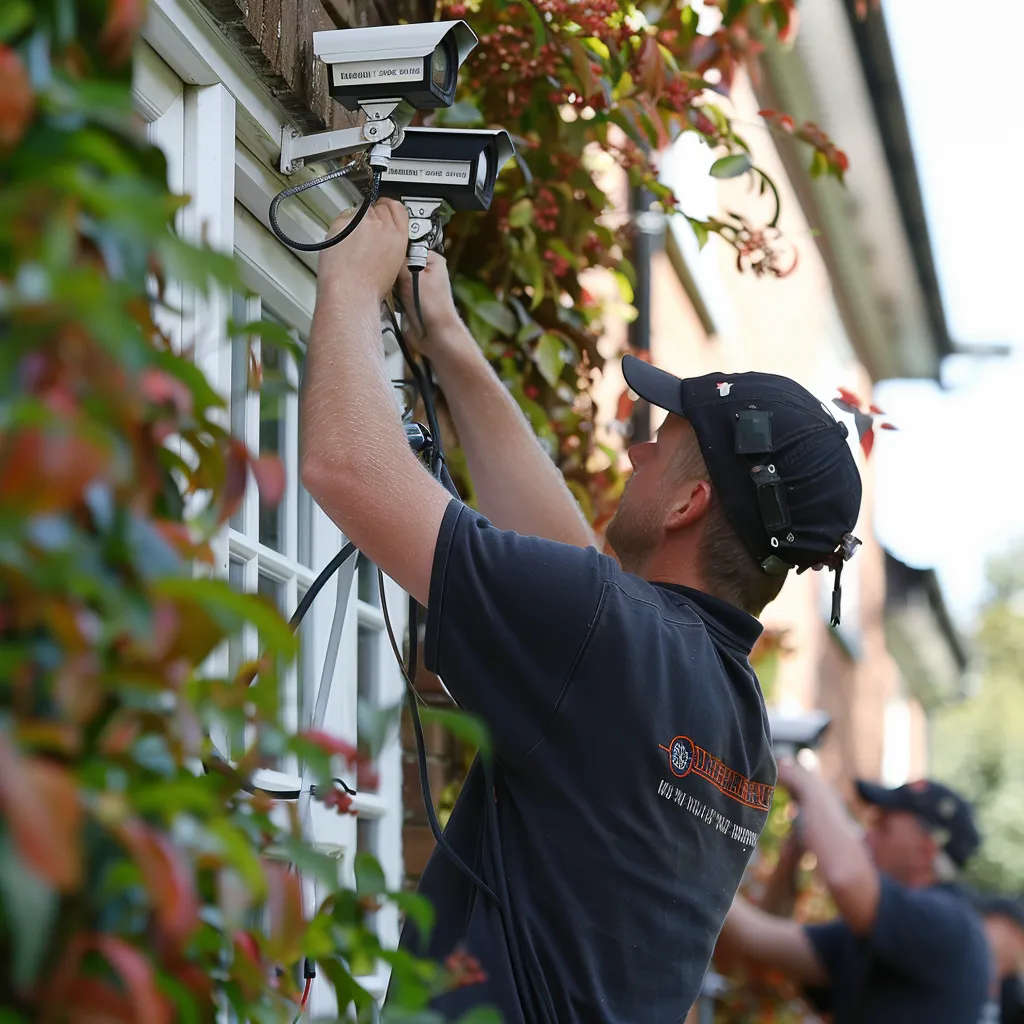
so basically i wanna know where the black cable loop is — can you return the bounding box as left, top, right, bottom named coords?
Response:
left=269, top=167, right=381, bottom=253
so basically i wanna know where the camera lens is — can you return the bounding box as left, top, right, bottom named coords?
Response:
left=430, top=37, right=457, bottom=99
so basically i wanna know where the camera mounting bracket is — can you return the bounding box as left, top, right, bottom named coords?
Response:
left=403, top=197, right=450, bottom=269
left=279, top=99, right=414, bottom=175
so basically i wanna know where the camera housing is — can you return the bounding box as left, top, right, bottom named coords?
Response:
left=376, top=127, right=516, bottom=211
left=768, top=708, right=831, bottom=760
left=313, top=21, right=478, bottom=111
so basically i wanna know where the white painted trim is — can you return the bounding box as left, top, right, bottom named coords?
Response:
left=143, top=0, right=362, bottom=223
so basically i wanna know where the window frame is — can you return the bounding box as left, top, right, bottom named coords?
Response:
left=134, top=9, right=412, bottom=1008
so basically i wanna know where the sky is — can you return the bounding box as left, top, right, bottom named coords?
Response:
left=863, top=0, right=1023, bottom=627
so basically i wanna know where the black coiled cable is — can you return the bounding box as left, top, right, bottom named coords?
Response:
left=269, top=165, right=382, bottom=253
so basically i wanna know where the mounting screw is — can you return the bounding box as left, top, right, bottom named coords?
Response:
left=367, top=125, right=378, bottom=137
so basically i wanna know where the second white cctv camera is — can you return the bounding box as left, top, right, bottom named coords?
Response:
left=313, top=21, right=478, bottom=111
left=377, top=128, right=516, bottom=211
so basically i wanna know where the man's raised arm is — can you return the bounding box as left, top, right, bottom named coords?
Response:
left=396, top=255, right=597, bottom=549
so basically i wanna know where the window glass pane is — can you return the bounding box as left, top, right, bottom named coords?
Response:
left=258, top=309, right=287, bottom=552
left=357, top=554, right=379, bottom=607
left=228, top=557, right=247, bottom=757
left=229, top=293, right=250, bottom=533
left=356, top=819, right=380, bottom=947
left=357, top=625, right=380, bottom=794
left=298, top=483, right=314, bottom=568
left=296, top=585, right=310, bottom=734
left=258, top=572, right=290, bottom=763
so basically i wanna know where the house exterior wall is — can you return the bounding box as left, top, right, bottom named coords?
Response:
left=588, top=71, right=929, bottom=797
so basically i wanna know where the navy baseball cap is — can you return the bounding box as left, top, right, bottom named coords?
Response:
left=856, top=779, right=981, bottom=868
left=620, top=356, right=863, bottom=624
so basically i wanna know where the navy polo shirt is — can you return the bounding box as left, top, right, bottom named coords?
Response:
left=396, top=500, right=777, bottom=1023
left=804, top=878, right=992, bottom=1024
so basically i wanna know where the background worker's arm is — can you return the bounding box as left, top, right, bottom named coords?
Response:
left=758, top=830, right=805, bottom=917
left=396, top=256, right=597, bottom=549
left=778, top=761, right=881, bottom=936
left=716, top=894, right=830, bottom=986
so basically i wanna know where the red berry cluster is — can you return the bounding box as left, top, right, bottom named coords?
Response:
left=544, top=248, right=572, bottom=278
left=533, top=187, right=560, bottom=232
left=759, top=110, right=850, bottom=178
left=318, top=784, right=356, bottom=816
left=445, top=950, right=488, bottom=990
left=534, top=0, right=621, bottom=38
left=661, top=76, right=700, bottom=115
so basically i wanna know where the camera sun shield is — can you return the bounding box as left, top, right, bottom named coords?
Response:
left=314, top=21, right=478, bottom=111
left=376, top=128, right=516, bottom=211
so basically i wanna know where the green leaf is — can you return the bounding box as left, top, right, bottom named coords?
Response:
left=390, top=890, right=435, bottom=943
left=353, top=852, right=386, bottom=898
left=357, top=699, right=401, bottom=761
left=0, top=827, right=57, bottom=990
left=0, top=0, right=32, bottom=41
left=418, top=707, right=492, bottom=759
left=152, top=576, right=298, bottom=659
left=454, top=1011, right=503, bottom=1024
left=809, top=148, right=829, bottom=179
left=709, top=153, right=752, bottom=179
left=534, top=333, right=567, bottom=387
left=207, top=821, right=267, bottom=900
left=435, top=100, right=484, bottom=128
left=507, top=198, right=534, bottom=229
left=518, top=0, right=547, bottom=55
left=688, top=218, right=710, bottom=250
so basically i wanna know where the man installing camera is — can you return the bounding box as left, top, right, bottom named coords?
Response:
left=300, top=200, right=862, bottom=1022
left=717, top=772, right=991, bottom=1022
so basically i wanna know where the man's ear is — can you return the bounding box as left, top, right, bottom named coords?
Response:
left=664, top=479, right=713, bottom=532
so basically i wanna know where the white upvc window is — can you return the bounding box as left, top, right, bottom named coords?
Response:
left=133, top=12, right=409, bottom=1013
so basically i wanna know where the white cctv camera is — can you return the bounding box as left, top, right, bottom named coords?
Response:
left=767, top=708, right=831, bottom=760
left=313, top=21, right=478, bottom=111
left=378, top=127, right=516, bottom=211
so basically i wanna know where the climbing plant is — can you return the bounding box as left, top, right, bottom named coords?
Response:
left=427, top=0, right=849, bottom=529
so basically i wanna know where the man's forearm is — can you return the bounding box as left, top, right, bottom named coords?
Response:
left=795, top=782, right=880, bottom=934
left=425, top=320, right=596, bottom=548
left=717, top=896, right=828, bottom=986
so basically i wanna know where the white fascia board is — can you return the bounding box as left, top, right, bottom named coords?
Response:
left=142, top=0, right=362, bottom=239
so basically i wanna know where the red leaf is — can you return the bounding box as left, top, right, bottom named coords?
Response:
left=879, top=422, right=897, bottom=431
left=0, top=46, right=34, bottom=154
left=117, top=820, right=200, bottom=949
left=99, top=0, right=147, bottom=68
left=88, top=936, right=172, bottom=1024
left=859, top=426, right=875, bottom=458
left=635, top=35, right=665, bottom=97
left=221, top=438, right=249, bottom=524
left=0, top=735, right=82, bottom=891
left=298, top=729, right=360, bottom=766
left=777, top=0, right=800, bottom=44
left=835, top=387, right=864, bottom=409
left=615, top=387, right=635, bottom=423
left=63, top=979, right=136, bottom=1024
left=869, top=403, right=884, bottom=415
left=0, top=426, right=110, bottom=513
left=140, top=369, right=193, bottom=417
left=264, top=863, right=306, bottom=964
left=252, top=454, right=286, bottom=507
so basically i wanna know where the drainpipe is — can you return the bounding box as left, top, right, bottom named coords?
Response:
left=627, top=179, right=665, bottom=443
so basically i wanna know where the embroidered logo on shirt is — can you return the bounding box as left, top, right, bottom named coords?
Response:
left=659, top=735, right=774, bottom=812
left=716, top=381, right=733, bottom=397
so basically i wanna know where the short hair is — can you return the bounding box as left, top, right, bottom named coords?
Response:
left=670, top=435, right=787, bottom=616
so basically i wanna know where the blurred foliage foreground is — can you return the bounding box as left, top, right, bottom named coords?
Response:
left=0, top=3, right=491, bottom=1022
